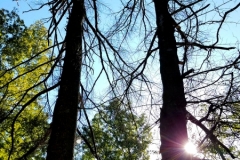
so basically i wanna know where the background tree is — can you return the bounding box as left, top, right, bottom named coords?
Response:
left=0, top=9, right=52, bottom=159
left=80, top=99, right=152, bottom=160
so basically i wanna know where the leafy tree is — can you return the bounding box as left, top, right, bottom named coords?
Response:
left=81, top=99, right=152, bottom=160
left=0, top=9, right=51, bottom=159
left=0, top=9, right=25, bottom=51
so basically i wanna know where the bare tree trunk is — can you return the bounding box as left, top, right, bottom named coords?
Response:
left=153, top=0, right=189, bottom=159
left=46, top=0, right=84, bottom=159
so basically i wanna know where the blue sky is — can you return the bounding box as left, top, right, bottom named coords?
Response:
left=0, top=0, right=50, bottom=26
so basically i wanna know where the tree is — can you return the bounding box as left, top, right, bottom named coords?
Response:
left=80, top=99, right=152, bottom=160
left=152, top=1, right=189, bottom=159
left=46, top=0, right=84, bottom=159
left=0, top=9, right=52, bottom=159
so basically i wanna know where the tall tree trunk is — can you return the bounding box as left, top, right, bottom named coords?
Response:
left=153, top=0, right=189, bottom=159
left=46, top=0, right=84, bottom=159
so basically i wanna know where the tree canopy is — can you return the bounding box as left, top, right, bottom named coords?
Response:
left=81, top=99, right=152, bottom=160
left=0, top=9, right=51, bottom=159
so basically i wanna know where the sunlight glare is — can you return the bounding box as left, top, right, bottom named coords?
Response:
left=76, top=139, right=81, bottom=144
left=184, top=142, right=197, bottom=154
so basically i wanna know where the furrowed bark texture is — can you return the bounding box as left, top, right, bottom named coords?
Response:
left=46, top=0, right=84, bottom=159
left=153, top=0, right=189, bottom=159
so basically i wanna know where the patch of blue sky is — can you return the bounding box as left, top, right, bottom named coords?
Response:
left=0, top=0, right=50, bottom=26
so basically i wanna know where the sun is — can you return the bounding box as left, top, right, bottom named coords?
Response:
left=184, top=142, right=197, bottom=154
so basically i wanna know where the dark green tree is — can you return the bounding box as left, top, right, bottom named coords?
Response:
left=0, top=9, right=25, bottom=51
left=81, top=99, right=152, bottom=160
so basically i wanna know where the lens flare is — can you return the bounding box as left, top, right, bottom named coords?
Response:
left=184, top=142, right=197, bottom=154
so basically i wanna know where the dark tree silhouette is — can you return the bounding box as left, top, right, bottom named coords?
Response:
left=46, top=0, right=84, bottom=159
left=153, top=0, right=189, bottom=159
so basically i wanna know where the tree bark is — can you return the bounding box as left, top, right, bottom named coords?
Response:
left=153, top=0, right=189, bottom=159
left=46, top=0, right=84, bottom=159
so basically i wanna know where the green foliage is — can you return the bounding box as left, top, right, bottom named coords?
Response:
left=81, top=99, right=152, bottom=160
left=0, top=9, right=51, bottom=159
left=0, top=9, right=25, bottom=50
